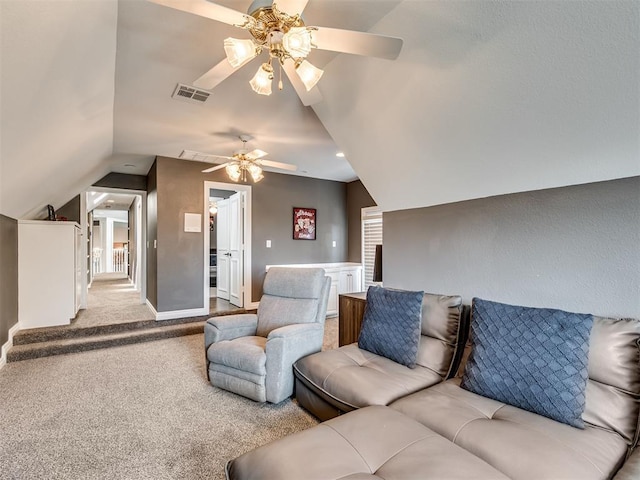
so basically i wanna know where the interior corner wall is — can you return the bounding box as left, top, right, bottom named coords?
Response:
left=152, top=156, right=348, bottom=310
left=0, top=214, right=19, bottom=346
left=383, top=177, right=640, bottom=319
left=346, top=180, right=376, bottom=263
left=56, top=195, right=81, bottom=223
left=94, top=172, right=148, bottom=191
left=146, top=161, right=158, bottom=309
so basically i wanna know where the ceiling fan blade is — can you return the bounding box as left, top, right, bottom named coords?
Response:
left=258, top=159, right=298, bottom=172
left=193, top=57, right=255, bottom=90
left=245, top=149, right=269, bottom=160
left=147, top=0, right=250, bottom=27
left=312, top=27, right=403, bottom=60
left=274, top=0, right=310, bottom=15
left=282, top=61, right=323, bottom=106
left=202, top=162, right=230, bottom=173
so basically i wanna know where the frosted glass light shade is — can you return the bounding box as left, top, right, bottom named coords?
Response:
left=250, top=63, right=274, bottom=96
left=224, top=38, right=257, bottom=68
left=225, top=163, right=241, bottom=182
left=295, top=60, right=324, bottom=91
left=283, top=27, right=312, bottom=58
left=247, top=163, right=264, bottom=182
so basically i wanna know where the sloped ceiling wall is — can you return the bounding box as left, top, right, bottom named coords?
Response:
left=0, top=0, right=118, bottom=219
left=313, top=1, right=640, bottom=212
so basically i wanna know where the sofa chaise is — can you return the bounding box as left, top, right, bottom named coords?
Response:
left=226, top=293, right=640, bottom=480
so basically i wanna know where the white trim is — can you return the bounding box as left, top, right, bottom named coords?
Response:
left=155, top=307, right=209, bottom=321
left=248, top=301, right=260, bottom=311
left=0, top=323, right=21, bottom=369
left=146, top=299, right=158, bottom=317
left=204, top=181, right=252, bottom=310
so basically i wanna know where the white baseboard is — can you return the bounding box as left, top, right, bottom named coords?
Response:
left=0, top=323, right=21, bottom=370
left=147, top=300, right=209, bottom=321
left=247, top=301, right=260, bottom=311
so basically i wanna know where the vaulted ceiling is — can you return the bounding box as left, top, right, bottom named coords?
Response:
left=1, top=0, right=638, bottom=219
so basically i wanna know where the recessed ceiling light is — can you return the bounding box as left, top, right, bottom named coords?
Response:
left=107, top=200, right=115, bottom=203
left=336, top=152, right=345, bottom=158
left=124, top=163, right=135, bottom=168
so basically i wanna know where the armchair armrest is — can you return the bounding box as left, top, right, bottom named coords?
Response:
left=265, top=323, right=325, bottom=403
left=613, top=448, right=640, bottom=480
left=204, top=313, right=258, bottom=350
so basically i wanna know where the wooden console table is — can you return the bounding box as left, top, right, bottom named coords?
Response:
left=338, top=292, right=367, bottom=346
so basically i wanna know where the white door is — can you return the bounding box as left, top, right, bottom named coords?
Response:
left=216, top=198, right=230, bottom=301
left=228, top=192, right=244, bottom=307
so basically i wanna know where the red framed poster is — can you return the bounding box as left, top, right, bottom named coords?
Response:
left=293, top=207, right=316, bottom=240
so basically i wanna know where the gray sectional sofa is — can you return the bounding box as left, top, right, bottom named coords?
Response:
left=226, top=293, right=640, bottom=480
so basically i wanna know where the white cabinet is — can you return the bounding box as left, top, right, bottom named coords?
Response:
left=265, top=262, right=362, bottom=318
left=19, top=220, right=82, bottom=329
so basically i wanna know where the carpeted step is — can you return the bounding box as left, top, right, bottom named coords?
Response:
left=7, top=322, right=206, bottom=362
left=12, top=310, right=248, bottom=346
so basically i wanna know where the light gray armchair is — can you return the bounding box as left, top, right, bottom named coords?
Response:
left=204, top=267, right=331, bottom=403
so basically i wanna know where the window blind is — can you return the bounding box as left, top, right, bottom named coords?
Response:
left=362, top=208, right=383, bottom=289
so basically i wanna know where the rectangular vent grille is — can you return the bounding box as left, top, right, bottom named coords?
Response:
left=172, top=84, right=211, bottom=104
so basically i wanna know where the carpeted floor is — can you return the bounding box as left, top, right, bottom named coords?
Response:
left=0, top=334, right=320, bottom=479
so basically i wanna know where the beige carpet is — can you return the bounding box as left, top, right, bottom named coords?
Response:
left=0, top=334, right=320, bottom=479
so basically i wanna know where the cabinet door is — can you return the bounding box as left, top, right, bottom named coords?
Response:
left=326, top=282, right=339, bottom=317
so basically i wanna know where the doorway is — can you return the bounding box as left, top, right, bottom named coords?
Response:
left=204, top=181, right=252, bottom=309
left=84, top=188, right=146, bottom=307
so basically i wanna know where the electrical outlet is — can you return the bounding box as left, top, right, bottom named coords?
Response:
left=332, top=241, right=336, bottom=247
left=266, top=240, right=271, bottom=248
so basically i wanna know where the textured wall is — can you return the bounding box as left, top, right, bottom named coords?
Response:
left=146, top=162, right=158, bottom=309
left=152, top=156, right=348, bottom=311
left=384, top=177, right=640, bottom=318
left=0, top=215, right=18, bottom=346
left=346, top=180, right=376, bottom=263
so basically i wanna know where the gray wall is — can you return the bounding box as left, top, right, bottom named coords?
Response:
left=56, top=195, right=81, bottom=223
left=151, top=156, right=348, bottom=310
left=384, top=177, right=640, bottom=319
left=146, top=162, right=158, bottom=309
left=346, top=180, right=376, bottom=263
left=94, top=172, right=147, bottom=191
left=0, top=215, right=18, bottom=346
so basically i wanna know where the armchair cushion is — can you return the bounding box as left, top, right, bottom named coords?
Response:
left=256, top=297, right=319, bottom=337
left=207, top=336, right=267, bottom=376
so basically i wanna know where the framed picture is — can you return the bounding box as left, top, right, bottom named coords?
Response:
left=293, top=207, right=316, bottom=240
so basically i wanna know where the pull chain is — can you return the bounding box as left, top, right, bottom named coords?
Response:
left=278, top=62, right=283, bottom=91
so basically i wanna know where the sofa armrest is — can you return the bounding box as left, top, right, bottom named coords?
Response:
left=613, top=448, right=640, bottom=480
left=265, top=323, right=325, bottom=403
left=204, top=314, right=258, bottom=350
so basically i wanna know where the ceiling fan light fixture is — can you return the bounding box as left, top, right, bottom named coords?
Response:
left=283, top=27, right=313, bottom=58
left=250, top=63, right=274, bottom=95
left=247, top=163, right=264, bottom=182
left=223, top=38, right=257, bottom=68
left=225, top=163, right=242, bottom=182
left=295, top=59, right=324, bottom=91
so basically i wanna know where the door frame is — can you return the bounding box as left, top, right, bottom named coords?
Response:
left=203, top=181, right=252, bottom=310
left=83, top=187, right=147, bottom=306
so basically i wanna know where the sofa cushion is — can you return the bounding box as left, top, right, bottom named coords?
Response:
left=358, top=286, right=424, bottom=368
left=294, top=344, right=443, bottom=411
left=391, top=380, right=628, bottom=480
left=226, top=406, right=510, bottom=480
left=461, top=297, right=593, bottom=428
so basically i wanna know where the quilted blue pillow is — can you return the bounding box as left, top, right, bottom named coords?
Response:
left=461, top=298, right=593, bottom=428
left=358, top=286, right=424, bottom=368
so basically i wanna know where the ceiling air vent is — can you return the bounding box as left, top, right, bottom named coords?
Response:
left=179, top=150, right=220, bottom=163
left=172, top=83, right=210, bottom=104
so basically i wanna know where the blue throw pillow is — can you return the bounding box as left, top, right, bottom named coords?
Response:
left=358, top=286, right=424, bottom=368
left=461, top=298, right=593, bottom=428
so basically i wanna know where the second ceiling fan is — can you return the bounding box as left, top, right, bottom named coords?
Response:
left=194, top=135, right=297, bottom=183
left=148, top=0, right=403, bottom=105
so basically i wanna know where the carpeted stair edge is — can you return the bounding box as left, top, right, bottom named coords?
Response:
left=7, top=322, right=206, bottom=362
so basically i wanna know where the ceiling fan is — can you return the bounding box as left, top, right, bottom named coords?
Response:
left=148, top=0, right=403, bottom=105
left=194, top=135, right=297, bottom=182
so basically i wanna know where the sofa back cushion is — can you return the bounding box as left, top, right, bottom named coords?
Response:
left=415, top=293, right=466, bottom=378
left=583, top=316, right=640, bottom=445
